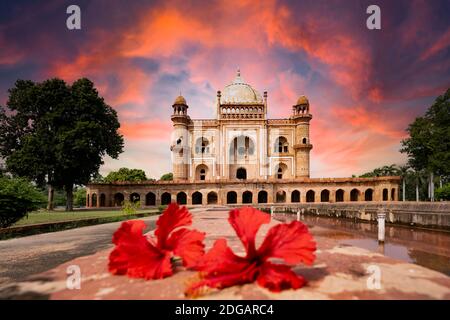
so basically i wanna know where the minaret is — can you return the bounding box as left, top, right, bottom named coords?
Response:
left=263, top=91, right=268, bottom=115
left=170, top=95, right=190, bottom=180
left=292, top=95, right=313, bottom=177
left=216, top=90, right=221, bottom=119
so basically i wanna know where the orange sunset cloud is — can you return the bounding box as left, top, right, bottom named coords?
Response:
left=1, top=0, right=448, bottom=178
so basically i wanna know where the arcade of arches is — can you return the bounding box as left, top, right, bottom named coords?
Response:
left=86, top=178, right=400, bottom=208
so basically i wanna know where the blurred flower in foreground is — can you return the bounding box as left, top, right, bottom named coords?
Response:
left=186, top=207, right=316, bottom=295
left=109, top=203, right=205, bottom=279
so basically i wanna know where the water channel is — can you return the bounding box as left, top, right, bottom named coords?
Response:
left=274, top=213, right=450, bottom=276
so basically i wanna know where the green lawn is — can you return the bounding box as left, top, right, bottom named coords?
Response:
left=14, top=209, right=158, bottom=227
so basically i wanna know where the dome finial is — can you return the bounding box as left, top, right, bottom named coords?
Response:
left=173, top=94, right=187, bottom=105
left=296, top=95, right=309, bottom=106
left=232, top=67, right=244, bottom=84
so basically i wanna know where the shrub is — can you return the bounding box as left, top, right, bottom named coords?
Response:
left=160, top=173, right=173, bottom=181
left=121, top=200, right=140, bottom=215
left=105, top=168, right=147, bottom=183
left=0, top=177, right=46, bottom=228
left=74, top=187, right=86, bottom=207
left=435, top=184, right=450, bottom=201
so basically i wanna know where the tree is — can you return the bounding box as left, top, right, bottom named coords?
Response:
left=0, top=79, right=65, bottom=209
left=397, top=165, right=410, bottom=201
left=104, top=168, right=147, bottom=182
left=74, top=187, right=86, bottom=207
left=90, top=172, right=105, bottom=183
left=0, top=162, right=6, bottom=177
left=435, top=184, right=450, bottom=201
left=0, top=176, right=46, bottom=228
left=360, top=164, right=400, bottom=177
left=401, top=88, right=450, bottom=201
left=160, top=172, right=173, bottom=181
left=53, top=189, right=67, bottom=207
left=0, top=78, right=124, bottom=211
left=359, top=164, right=431, bottom=201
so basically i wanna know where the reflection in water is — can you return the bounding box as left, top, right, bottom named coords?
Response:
left=276, top=213, right=450, bottom=276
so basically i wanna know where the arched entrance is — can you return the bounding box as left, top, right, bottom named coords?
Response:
left=92, top=193, right=97, bottom=207
left=130, top=193, right=140, bottom=203
left=195, top=164, right=209, bottom=181
left=227, top=191, right=237, bottom=204
left=161, top=192, right=171, bottom=205
left=177, top=192, right=187, bottom=205
left=229, top=136, right=255, bottom=161
left=195, top=137, right=210, bottom=154
left=291, top=190, right=300, bottom=203
left=207, top=191, right=218, bottom=204
left=383, top=188, right=388, bottom=201
left=236, top=167, right=247, bottom=180
left=274, top=136, right=289, bottom=153
left=391, top=188, right=396, bottom=201
left=192, top=192, right=202, bottom=205
left=365, top=189, right=373, bottom=201
left=275, top=163, right=288, bottom=179
left=277, top=167, right=283, bottom=179
left=113, top=193, right=124, bottom=206
left=350, top=189, right=359, bottom=201
left=306, top=190, right=315, bottom=203
left=146, top=192, right=156, bottom=206
left=258, top=190, right=268, bottom=203
left=321, top=190, right=330, bottom=202
left=276, top=190, right=286, bottom=203
left=335, top=189, right=344, bottom=202
left=100, top=193, right=106, bottom=207
left=242, top=191, right=253, bottom=204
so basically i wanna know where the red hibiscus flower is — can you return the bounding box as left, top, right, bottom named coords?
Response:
left=186, top=207, right=316, bottom=295
left=108, top=203, right=205, bottom=280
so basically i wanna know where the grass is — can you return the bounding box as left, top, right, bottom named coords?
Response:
left=13, top=208, right=157, bottom=227
left=0, top=208, right=161, bottom=240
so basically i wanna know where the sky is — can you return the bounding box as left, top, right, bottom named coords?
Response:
left=0, top=0, right=449, bottom=179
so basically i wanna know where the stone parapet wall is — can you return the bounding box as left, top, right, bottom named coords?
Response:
left=88, top=175, right=401, bottom=186
left=257, top=202, right=450, bottom=230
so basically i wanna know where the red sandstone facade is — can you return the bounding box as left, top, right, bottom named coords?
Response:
left=86, top=176, right=400, bottom=208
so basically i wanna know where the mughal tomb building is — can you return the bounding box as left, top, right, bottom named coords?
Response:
left=86, top=70, right=400, bottom=207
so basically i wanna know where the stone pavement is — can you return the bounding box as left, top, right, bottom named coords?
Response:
left=0, top=216, right=158, bottom=286
left=0, top=207, right=449, bottom=299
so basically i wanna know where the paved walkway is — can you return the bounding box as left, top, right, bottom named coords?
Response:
left=0, top=207, right=449, bottom=299
left=0, top=216, right=158, bottom=286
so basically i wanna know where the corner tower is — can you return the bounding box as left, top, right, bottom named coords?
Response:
left=170, top=95, right=190, bottom=180
left=291, top=95, right=313, bottom=177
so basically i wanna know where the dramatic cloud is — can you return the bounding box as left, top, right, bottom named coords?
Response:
left=0, top=0, right=449, bottom=178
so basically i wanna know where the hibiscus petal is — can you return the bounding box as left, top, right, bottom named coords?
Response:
left=256, top=262, right=305, bottom=292
left=166, top=228, right=205, bottom=268
left=229, top=207, right=270, bottom=257
left=112, top=219, right=146, bottom=245
left=108, top=220, right=173, bottom=279
left=196, top=238, right=249, bottom=273
left=258, top=221, right=316, bottom=265
left=155, top=203, right=192, bottom=248
left=186, top=239, right=258, bottom=295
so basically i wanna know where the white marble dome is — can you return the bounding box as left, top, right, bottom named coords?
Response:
left=220, top=69, right=263, bottom=104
